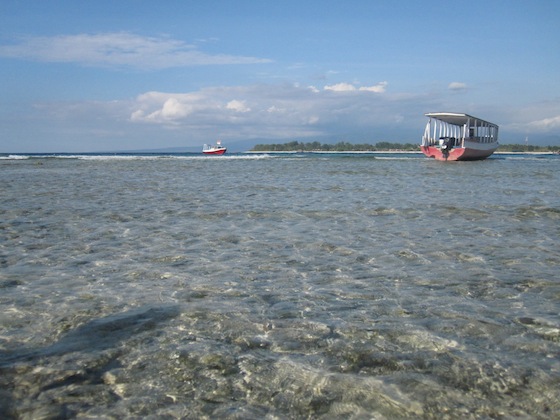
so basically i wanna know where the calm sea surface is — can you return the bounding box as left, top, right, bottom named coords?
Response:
left=1, top=152, right=559, bottom=419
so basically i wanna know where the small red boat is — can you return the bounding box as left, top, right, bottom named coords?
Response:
left=420, top=113, right=499, bottom=161
left=202, top=140, right=227, bottom=155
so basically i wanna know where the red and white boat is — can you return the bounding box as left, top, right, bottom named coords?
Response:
left=421, top=113, right=499, bottom=161
left=202, top=140, right=227, bottom=155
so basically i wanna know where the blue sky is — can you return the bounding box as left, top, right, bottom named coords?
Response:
left=1, top=0, right=559, bottom=152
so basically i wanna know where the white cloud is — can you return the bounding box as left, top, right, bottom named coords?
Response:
left=502, top=100, right=560, bottom=135
left=359, top=81, right=388, bottom=93
left=527, top=115, right=560, bottom=131
left=226, top=100, right=251, bottom=113
left=448, top=82, right=467, bottom=91
left=160, top=98, right=190, bottom=119
left=125, top=82, right=415, bottom=143
left=324, top=81, right=388, bottom=93
left=129, top=91, right=219, bottom=123
left=0, top=32, right=272, bottom=69
left=324, top=82, right=357, bottom=92
left=12, top=82, right=560, bottom=152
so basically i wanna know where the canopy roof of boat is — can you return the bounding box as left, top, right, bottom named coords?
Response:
left=425, top=112, right=498, bottom=128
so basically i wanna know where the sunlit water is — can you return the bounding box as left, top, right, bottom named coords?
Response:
left=1, top=153, right=559, bottom=419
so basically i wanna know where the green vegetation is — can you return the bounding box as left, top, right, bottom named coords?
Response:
left=497, top=144, right=560, bottom=153
left=250, top=141, right=560, bottom=153
left=250, top=141, right=418, bottom=152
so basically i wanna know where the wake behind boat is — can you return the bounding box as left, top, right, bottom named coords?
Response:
left=420, top=113, right=499, bottom=161
left=202, top=140, right=227, bottom=155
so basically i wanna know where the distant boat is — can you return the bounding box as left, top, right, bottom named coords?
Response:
left=202, top=140, right=227, bottom=155
left=420, top=113, right=499, bottom=161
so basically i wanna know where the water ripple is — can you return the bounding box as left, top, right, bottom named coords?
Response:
left=1, top=155, right=559, bottom=418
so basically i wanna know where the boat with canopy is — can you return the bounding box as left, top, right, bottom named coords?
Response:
left=420, top=113, right=499, bottom=161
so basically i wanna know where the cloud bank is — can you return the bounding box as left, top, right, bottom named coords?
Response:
left=21, top=81, right=560, bottom=151
left=120, top=83, right=560, bottom=144
left=126, top=82, right=415, bottom=141
left=0, top=32, right=272, bottom=69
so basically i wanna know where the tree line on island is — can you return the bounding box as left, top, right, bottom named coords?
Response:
left=250, top=141, right=417, bottom=152
left=250, top=140, right=560, bottom=153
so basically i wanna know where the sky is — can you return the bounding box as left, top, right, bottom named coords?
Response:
left=1, top=0, right=559, bottom=153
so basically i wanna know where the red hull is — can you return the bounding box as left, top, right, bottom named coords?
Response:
left=420, top=145, right=497, bottom=161
left=202, top=148, right=227, bottom=155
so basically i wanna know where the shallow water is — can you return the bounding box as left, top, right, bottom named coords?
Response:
left=1, top=153, right=559, bottom=418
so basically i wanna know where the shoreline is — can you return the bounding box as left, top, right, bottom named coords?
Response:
left=244, top=150, right=558, bottom=155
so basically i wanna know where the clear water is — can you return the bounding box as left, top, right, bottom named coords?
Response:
left=1, top=153, right=559, bottom=418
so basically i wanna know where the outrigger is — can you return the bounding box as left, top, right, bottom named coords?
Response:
left=421, top=113, right=499, bottom=161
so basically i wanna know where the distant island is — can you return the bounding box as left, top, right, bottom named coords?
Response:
left=250, top=141, right=417, bottom=152
left=249, top=141, right=560, bottom=153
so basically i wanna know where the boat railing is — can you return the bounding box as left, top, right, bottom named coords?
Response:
left=422, top=117, right=498, bottom=147
left=465, top=135, right=496, bottom=144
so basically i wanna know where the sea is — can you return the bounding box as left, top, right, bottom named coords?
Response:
left=1, top=151, right=559, bottom=419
